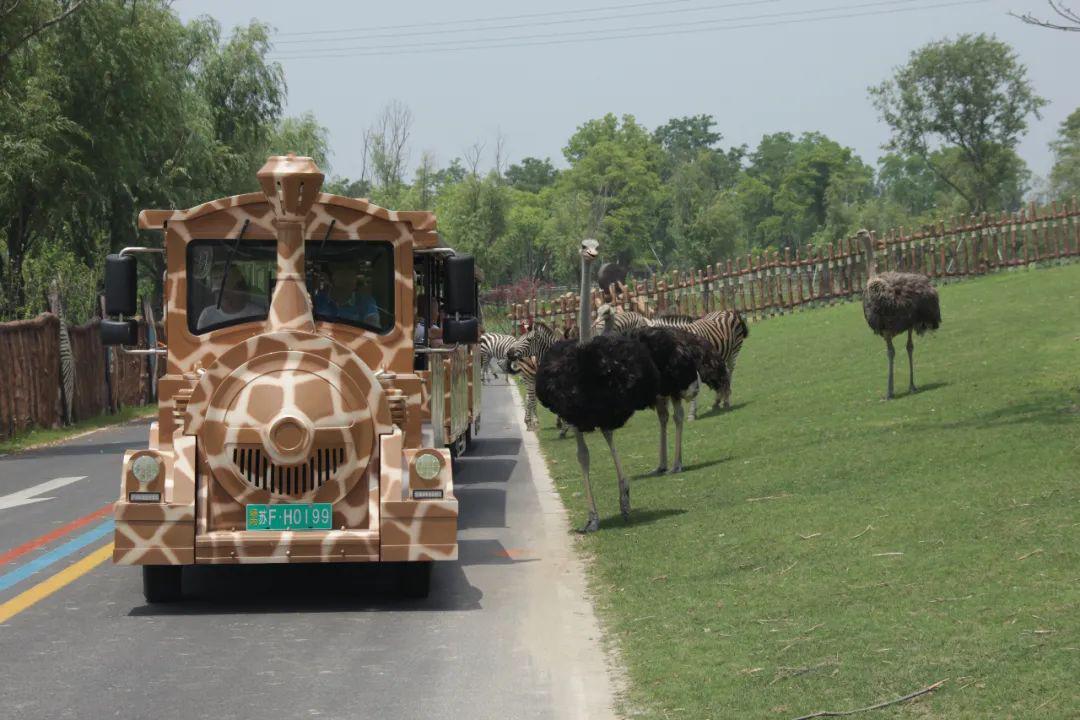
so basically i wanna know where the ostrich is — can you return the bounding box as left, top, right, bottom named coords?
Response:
left=597, top=261, right=628, bottom=303
left=858, top=229, right=941, bottom=399
left=623, top=325, right=728, bottom=474
left=594, top=304, right=731, bottom=424
left=536, top=240, right=706, bottom=531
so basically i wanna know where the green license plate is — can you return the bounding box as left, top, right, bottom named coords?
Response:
left=246, top=503, right=332, bottom=531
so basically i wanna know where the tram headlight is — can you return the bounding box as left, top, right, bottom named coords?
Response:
left=131, top=454, right=162, bottom=485
left=413, top=452, right=443, bottom=483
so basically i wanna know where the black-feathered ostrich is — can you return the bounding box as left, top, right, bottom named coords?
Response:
left=536, top=240, right=706, bottom=531
left=624, top=325, right=728, bottom=474
left=858, top=229, right=941, bottom=399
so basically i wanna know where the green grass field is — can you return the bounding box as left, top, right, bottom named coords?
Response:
left=532, top=263, right=1079, bottom=719
left=0, top=404, right=154, bottom=456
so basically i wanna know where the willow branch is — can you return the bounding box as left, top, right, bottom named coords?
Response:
left=0, top=0, right=88, bottom=63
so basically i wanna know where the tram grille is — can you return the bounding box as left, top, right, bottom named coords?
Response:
left=231, top=446, right=346, bottom=496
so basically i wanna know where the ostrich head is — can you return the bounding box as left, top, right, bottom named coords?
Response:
left=580, top=238, right=599, bottom=261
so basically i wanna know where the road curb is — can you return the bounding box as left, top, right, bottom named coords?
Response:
left=506, top=381, right=624, bottom=720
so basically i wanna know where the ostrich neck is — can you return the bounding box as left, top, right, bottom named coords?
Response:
left=578, top=256, right=593, bottom=344
left=864, top=242, right=879, bottom=279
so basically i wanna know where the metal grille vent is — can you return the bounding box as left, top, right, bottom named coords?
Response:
left=231, top=445, right=346, bottom=496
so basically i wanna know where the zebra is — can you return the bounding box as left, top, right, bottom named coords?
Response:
left=504, top=322, right=564, bottom=432
left=503, top=354, right=543, bottom=430
left=479, top=332, right=517, bottom=383
left=653, top=309, right=749, bottom=415
left=594, top=304, right=749, bottom=417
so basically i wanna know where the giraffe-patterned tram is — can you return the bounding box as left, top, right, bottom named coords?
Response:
left=100, top=155, right=481, bottom=601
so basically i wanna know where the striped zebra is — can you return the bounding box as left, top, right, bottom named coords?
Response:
left=504, top=322, right=564, bottom=432
left=504, top=355, right=541, bottom=430
left=595, top=304, right=749, bottom=416
left=479, top=332, right=517, bottom=383
left=653, top=309, right=749, bottom=414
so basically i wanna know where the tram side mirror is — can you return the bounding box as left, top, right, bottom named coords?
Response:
left=442, top=316, right=479, bottom=344
left=444, top=254, right=477, bottom=316
left=101, top=319, right=139, bottom=347
left=104, top=253, right=137, bottom=316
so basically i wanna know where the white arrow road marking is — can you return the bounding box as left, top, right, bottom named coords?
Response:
left=0, top=476, right=87, bottom=510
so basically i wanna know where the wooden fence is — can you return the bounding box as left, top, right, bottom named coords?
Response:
left=508, top=199, right=1080, bottom=332
left=0, top=314, right=156, bottom=441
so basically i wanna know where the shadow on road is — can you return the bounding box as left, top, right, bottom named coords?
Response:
left=452, top=457, right=516, bottom=485
left=465, top=436, right=523, bottom=457
left=128, top=560, right=484, bottom=616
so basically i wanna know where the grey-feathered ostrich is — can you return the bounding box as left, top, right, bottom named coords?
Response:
left=858, top=229, right=941, bottom=399
left=597, top=261, right=628, bottom=302
left=536, top=240, right=707, bottom=531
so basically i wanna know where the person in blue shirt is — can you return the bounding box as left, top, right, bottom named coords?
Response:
left=314, top=263, right=380, bottom=327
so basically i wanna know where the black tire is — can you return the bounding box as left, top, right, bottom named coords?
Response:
left=397, top=561, right=432, bottom=599
left=142, top=565, right=183, bottom=603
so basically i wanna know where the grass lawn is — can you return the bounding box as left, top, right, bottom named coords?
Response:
left=532, top=263, right=1079, bottom=719
left=0, top=404, right=155, bottom=456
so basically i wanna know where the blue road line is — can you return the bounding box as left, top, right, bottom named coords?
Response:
left=0, top=519, right=114, bottom=593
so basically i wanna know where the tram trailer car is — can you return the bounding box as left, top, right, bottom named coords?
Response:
left=100, top=155, right=481, bottom=601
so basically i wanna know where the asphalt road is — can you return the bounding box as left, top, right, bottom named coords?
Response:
left=0, top=381, right=615, bottom=720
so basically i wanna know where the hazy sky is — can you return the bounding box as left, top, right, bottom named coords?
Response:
left=176, top=0, right=1079, bottom=183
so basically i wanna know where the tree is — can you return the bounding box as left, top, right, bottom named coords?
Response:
left=267, top=112, right=331, bottom=169
left=505, top=157, right=558, bottom=193
left=436, top=173, right=511, bottom=281
left=1010, top=2, right=1080, bottom=32
left=0, top=2, right=288, bottom=321
left=1049, top=107, right=1080, bottom=199
left=654, top=114, right=722, bottom=164
left=734, top=132, right=872, bottom=251
left=559, top=113, right=665, bottom=268
left=870, top=34, right=1046, bottom=213
left=368, top=99, right=412, bottom=197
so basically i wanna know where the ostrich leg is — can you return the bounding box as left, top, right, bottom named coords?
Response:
left=884, top=334, right=896, bottom=399
left=602, top=429, right=632, bottom=521
left=653, top=397, right=669, bottom=475
left=688, top=396, right=697, bottom=421
left=671, top=398, right=685, bottom=473
left=906, top=329, right=917, bottom=393
left=576, top=430, right=600, bottom=533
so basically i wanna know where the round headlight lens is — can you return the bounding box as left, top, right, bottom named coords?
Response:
left=131, top=455, right=161, bottom=485
left=414, top=453, right=442, bottom=482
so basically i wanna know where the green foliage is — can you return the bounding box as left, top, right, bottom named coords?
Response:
left=435, top=173, right=512, bottom=281
left=0, top=0, right=313, bottom=322
left=505, top=157, right=558, bottom=193
left=560, top=113, right=666, bottom=267
left=533, top=264, right=1080, bottom=719
left=267, top=112, right=330, bottom=171
left=1049, top=107, right=1080, bottom=200
left=870, top=34, right=1046, bottom=213
left=1, top=13, right=1062, bottom=316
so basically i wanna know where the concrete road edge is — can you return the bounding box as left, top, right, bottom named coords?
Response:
left=505, top=381, right=623, bottom=719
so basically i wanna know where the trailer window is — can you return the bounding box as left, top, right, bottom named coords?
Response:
left=187, top=240, right=395, bottom=335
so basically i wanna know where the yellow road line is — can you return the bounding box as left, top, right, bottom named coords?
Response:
left=0, top=543, right=113, bottom=624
